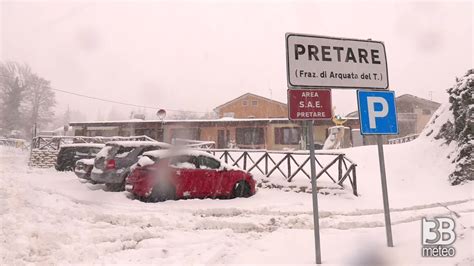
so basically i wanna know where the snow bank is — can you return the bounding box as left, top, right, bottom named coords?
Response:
left=0, top=135, right=472, bottom=265
left=77, top=158, right=94, bottom=165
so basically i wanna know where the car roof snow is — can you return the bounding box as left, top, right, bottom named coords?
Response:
left=60, top=143, right=105, bottom=148
left=143, top=149, right=216, bottom=160
left=105, top=141, right=171, bottom=148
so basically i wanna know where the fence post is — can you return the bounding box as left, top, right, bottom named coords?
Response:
left=287, top=154, right=291, bottom=180
left=338, top=155, right=343, bottom=182
left=352, top=165, right=358, bottom=196
left=243, top=152, right=247, bottom=170
left=265, top=153, right=268, bottom=175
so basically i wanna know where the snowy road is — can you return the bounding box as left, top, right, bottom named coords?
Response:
left=1, top=143, right=472, bottom=265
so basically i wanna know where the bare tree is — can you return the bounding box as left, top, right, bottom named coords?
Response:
left=0, top=62, right=31, bottom=134
left=62, top=105, right=71, bottom=126
left=22, top=74, right=56, bottom=135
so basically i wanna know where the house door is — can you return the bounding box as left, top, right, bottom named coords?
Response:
left=217, top=130, right=230, bottom=148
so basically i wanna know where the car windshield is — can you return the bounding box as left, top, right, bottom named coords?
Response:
left=96, top=146, right=113, bottom=158
left=169, top=155, right=198, bottom=169
left=137, top=155, right=158, bottom=167
left=111, top=146, right=134, bottom=158
left=197, top=155, right=220, bottom=170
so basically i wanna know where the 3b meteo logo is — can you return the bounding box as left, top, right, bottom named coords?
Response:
left=421, top=217, right=456, bottom=257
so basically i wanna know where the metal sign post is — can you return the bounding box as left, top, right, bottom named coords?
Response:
left=285, top=32, right=390, bottom=263
left=286, top=88, right=331, bottom=264
left=376, top=135, right=394, bottom=247
left=307, top=120, right=322, bottom=264
left=357, top=90, right=398, bottom=247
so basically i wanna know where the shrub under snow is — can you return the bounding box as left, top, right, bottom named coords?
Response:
left=429, top=69, right=473, bottom=185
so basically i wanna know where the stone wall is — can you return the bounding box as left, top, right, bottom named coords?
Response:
left=29, top=149, right=58, bottom=168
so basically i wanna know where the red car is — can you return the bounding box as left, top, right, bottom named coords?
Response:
left=126, top=149, right=256, bottom=202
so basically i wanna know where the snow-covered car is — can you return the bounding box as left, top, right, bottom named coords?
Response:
left=74, top=158, right=95, bottom=181
left=91, top=141, right=171, bottom=191
left=126, top=149, right=256, bottom=202
left=55, top=143, right=105, bottom=171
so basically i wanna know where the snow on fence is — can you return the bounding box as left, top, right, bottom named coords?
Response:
left=203, top=149, right=358, bottom=196
left=28, top=135, right=156, bottom=168
left=30, top=135, right=156, bottom=150
left=388, top=134, right=419, bottom=144
left=26, top=135, right=358, bottom=196
left=171, top=138, right=216, bottom=149
left=0, top=138, right=28, bottom=149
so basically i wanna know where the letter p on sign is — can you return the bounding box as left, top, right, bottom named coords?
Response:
left=367, top=97, right=389, bottom=128
left=357, top=90, right=399, bottom=135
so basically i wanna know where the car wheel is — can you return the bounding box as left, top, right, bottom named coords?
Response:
left=105, top=182, right=125, bottom=192
left=149, top=182, right=176, bottom=202
left=232, top=181, right=252, bottom=198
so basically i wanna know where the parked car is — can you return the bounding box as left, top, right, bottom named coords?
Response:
left=74, top=158, right=95, bottom=181
left=91, top=141, right=171, bottom=191
left=126, top=149, right=256, bottom=202
left=55, top=143, right=105, bottom=171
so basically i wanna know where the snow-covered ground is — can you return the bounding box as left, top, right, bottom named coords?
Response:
left=0, top=134, right=472, bottom=264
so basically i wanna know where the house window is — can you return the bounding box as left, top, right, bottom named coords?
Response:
left=236, top=127, right=264, bottom=145
left=170, top=128, right=200, bottom=140
left=242, top=100, right=248, bottom=106
left=422, top=109, right=431, bottom=115
left=223, top=112, right=235, bottom=118
left=251, top=100, right=258, bottom=106
left=274, top=127, right=300, bottom=145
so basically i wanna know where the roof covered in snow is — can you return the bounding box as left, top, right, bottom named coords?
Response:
left=346, top=93, right=441, bottom=117
left=69, top=117, right=357, bottom=127
left=213, top=92, right=287, bottom=111
left=70, top=117, right=289, bottom=125
left=105, top=141, right=171, bottom=148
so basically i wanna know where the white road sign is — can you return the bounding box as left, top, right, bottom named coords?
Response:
left=286, top=33, right=389, bottom=89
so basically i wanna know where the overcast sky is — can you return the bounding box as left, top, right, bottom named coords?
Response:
left=1, top=0, right=472, bottom=122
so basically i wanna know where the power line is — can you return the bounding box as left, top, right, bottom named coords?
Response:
left=51, top=88, right=209, bottom=114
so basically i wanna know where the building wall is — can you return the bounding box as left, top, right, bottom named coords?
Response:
left=164, top=125, right=200, bottom=143
left=74, top=127, right=121, bottom=137
left=72, top=122, right=354, bottom=150
left=313, top=125, right=329, bottom=144
left=165, top=123, right=332, bottom=150
left=414, top=108, right=434, bottom=133
left=195, top=126, right=236, bottom=148
left=217, top=95, right=287, bottom=119
left=267, top=123, right=301, bottom=150
left=395, top=96, right=440, bottom=137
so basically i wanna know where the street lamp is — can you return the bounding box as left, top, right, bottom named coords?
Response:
left=156, top=109, right=166, bottom=141
left=156, top=109, right=166, bottom=121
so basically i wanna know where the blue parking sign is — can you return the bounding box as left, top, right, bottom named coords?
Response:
left=357, top=90, right=399, bottom=135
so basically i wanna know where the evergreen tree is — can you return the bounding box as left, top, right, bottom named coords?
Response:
left=436, top=69, right=473, bottom=184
